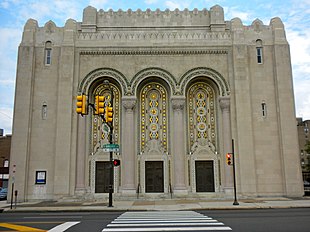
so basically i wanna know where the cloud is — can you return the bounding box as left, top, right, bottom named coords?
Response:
left=0, top=27, right=21, bottom=87
left=0, top=0, right=20, bottom=9
left=164, top=0, right=191, bottom=10
left=89, top=0, right=109, bottom=9
left=224, top=6, right=252, bottom=23
left=0, top=107, right=13, bottom=135
left=145, top=0, right=158, bottom=4
left=282, top=5, right=310, bottom=120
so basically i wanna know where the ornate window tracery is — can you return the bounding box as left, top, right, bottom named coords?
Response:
left=140, top=83, right=168, bottom=152
left=188, top=82, right=216, bottom=148
left=92, top=83, right=120, bottom=151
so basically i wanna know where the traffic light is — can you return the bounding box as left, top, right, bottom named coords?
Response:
left=226, top=153, right=232, bottom=165
left=95, top=95, right=105, bottom=115
left=76, top=95, right=87, bottom=115
left=113, top=159, right=120, bottom=167
left=105, top=106, right=113, bottom=123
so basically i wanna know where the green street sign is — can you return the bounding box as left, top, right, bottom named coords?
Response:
left=102, top=144, right=120, bottom=152
left=102, top=144, right=119, bottom=149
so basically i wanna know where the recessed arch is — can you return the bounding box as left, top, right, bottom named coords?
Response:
left=130, top=67, right=177, bottom=96
left=179, top=67, right=230, bottom=96
left=77, top=68, right=129, bottom=95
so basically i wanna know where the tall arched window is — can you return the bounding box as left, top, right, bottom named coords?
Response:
left=256, top=39, right=263, bottom=64
left=140, top=82, right=168, bottom=152
left=187, top=82, right=216, bottom=148
left=45, top=41, right=52, bottom=65
left=92, top=83, right=121, bottom=151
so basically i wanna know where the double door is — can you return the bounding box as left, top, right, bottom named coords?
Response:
left=95, top=161, right=111, bottom=193
left=195, top=161, right=215, bottom=192
left=145, top=161, right=164, bottom=193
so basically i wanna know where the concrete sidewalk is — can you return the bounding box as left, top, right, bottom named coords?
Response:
left=1, top=197, right=310, bottom=212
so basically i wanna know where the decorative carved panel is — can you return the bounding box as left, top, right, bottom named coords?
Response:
left=92, top=83, right=121, bottom=151
left=187, top=82, right=216, bottom=149
left=140, top=83, right=168, bottom=152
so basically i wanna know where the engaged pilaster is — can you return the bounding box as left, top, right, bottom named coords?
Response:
left=171, top=97, right=188, bottom=194
left=121, top=97, right=137, bottom=194
left=219, top=96, right=234, bottom=191
left=75, top=115, right=86, bottom=194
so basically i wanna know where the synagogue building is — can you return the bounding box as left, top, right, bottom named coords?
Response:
left=10, top=5, right=303, bottom=201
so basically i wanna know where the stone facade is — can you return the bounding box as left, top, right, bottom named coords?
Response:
left=10, top=5, right=303, bottom=201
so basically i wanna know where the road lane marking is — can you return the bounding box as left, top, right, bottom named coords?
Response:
left=48, top=221, right=80, bottom=232
left=112, top=219, right=219, bottom=223
left=102, top=227, right=232, bottom=231
left=103, top=211, right=232, bottom=231
left=0, top=223, right=46, bottom=232
left=108, top=222, right=224, bottom=227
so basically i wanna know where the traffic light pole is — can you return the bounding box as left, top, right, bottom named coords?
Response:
left=108, top=125, right=113, bottom=207
left=232, top=139, right=239, bottom=205
left=104, top=80, right=114, bottom=208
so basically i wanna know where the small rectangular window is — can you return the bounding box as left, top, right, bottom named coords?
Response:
left=256, top=47, right=263, bottom=64
left=45, top=49, right=51, bottom=65
left=261, top=102, right=267, bottom=117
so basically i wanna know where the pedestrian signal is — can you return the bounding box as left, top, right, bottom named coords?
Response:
left=113, top=159, right=120, bottom=167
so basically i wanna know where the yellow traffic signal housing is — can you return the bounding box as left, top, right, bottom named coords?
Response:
left=226, top=153, right=232, bottom=166
left=95, top=95, right=105, bottom=115
left=105, top=106, right=113, bottom=123
left=76, top=95, right=87, bottom=115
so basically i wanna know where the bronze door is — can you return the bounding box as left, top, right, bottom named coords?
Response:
left=95, top=161, right=111, bottom=193
left=195, top=161, right=215, bottom=192
left=145, top=161, right=164, bottom=193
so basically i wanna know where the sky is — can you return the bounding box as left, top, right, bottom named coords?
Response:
left=0, top=0, right=309, bottom=135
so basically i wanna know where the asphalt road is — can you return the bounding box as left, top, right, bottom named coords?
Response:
left=199, top=208, right=310, bottom=232
left=0, top=208, right=309, bottom=231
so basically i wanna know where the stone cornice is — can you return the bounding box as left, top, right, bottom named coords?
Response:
left=80, top=49, right=228, bottom=56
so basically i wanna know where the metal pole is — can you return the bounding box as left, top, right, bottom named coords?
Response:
left=105, top=80, right=114, bottom=208
left=232, top=139, right=239, bottom=205
left=108, top=130, right=113, bottom=207
left=10, top=182, right=14, bottom=209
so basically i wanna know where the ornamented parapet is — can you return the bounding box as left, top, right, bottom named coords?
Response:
left=81, top=5, right=226, bottom=32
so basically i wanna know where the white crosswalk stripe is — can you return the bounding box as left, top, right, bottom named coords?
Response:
left=102, top=211, right=232, bottom=231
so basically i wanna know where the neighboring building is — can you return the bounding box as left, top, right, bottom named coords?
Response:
left=10, top=5, right=303, bottom=202
left=297, top=118, right=310, bottom=173
left=0, top=130, right=11, bottom=188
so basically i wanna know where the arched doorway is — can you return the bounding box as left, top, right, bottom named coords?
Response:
left=138, top=82, right=170, bottom=194
left=89, top=81, right=122, bottom=195
left=187, top=81, right=220, bottom=193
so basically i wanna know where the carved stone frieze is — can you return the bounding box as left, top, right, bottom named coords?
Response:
left=80, top=49, right=228, bottom=56
left=77, top=31, right=231, bottom=42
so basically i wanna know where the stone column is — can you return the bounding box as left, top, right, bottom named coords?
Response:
left=219, top=96, right=233, bottom=190
left=121, top=97, right=137, bottom=194
left=75, top=115, right=86, bottom=194
left=171, top=97, right=187, bottom=194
